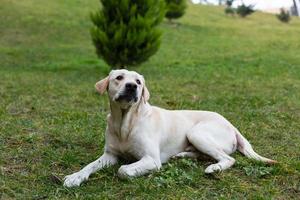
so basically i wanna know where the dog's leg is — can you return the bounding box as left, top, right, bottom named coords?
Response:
left=64, top=152, right=118, bottom=187
left=187, top=123, right=236, bottom=173
left=173, top=151, right=200, bottom=158
left=118, top=155, right=161, bottom=179
left=173, top=145, right=200, bottom=158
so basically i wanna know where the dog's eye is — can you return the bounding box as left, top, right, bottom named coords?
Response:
left=136, top=79, right=141, bottom=85
left=116, top=75, right=123, bottom=81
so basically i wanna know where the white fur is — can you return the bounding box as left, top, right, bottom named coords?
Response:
left=63, top=69, right=275, bottom=187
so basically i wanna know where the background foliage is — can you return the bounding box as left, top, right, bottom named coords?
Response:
left=165, top=0, right=187, bottom=21
left=276, top=8, right=291, bottom=23
left=236, top=4, right=255, bottom=17
left=90, top=0, right=165, bottom=68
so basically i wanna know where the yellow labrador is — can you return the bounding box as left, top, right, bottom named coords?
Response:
left=64, top=69, right=276, bottom=187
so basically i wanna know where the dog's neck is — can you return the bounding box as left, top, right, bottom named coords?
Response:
left=108, top=99, right=150, bottom=140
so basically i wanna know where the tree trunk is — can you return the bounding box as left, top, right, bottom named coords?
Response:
left=293, top=0, right=300, bottom=17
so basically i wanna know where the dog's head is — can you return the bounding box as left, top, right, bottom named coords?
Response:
left=95, top=69, right=150, bottom=107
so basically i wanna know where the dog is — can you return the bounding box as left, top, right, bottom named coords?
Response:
left=63, top=69, right=276, bottom=187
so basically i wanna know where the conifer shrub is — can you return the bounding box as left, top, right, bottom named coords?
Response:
left=276, top=8, right=291, bottom=23
left=165, top=0, right=187, bottom=22
left=236, top=4, right=254, bottom=18
left=90, top=0, right=165, bottom=68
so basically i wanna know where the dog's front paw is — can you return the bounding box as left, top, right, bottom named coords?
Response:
left=204, top=164, right=222, bottom=174
left=117, top=165, right=136, bottom=179
left=63, top=171, right=88, bottom=187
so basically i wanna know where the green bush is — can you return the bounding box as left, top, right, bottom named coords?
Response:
left=165, top=0, right=187, bottom=22
left=224, top=0, right=235, bottom=16
left=90, top=0, right=165, bottom=68
left=236, top=4, right=255, bottom=18
left=276, top=8, right=291, bottom=23
left=225, top=7, right=235, bottom=15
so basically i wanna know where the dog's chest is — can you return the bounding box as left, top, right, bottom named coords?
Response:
left=107, top=132, right=143, bottom=160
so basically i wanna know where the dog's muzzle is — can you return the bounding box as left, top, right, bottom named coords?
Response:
left=116, top=83, right=138, bottom=103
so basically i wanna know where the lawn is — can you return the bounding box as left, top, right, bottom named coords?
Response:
left=1, top=0, right=300, bottom=199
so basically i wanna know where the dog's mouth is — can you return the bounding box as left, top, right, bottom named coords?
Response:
left=115, top=92, right=138, bottom=103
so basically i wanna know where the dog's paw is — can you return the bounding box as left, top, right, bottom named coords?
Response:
left=204, top=164, right=222, bottom=174
left=117, top=165, right=136, bottom=179
left=63, top=171, right=88, bottom=187
left=172, top=152, right=200, bottom=159
left=172, top=152, right=186, bottom=158
left=172, top=152, right=192, bottom=158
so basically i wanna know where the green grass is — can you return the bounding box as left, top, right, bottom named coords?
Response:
left=1, top=0, right=300, bottom=199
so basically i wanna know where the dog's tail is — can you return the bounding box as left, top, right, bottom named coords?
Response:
left=235, top=128, right=277, bottom=164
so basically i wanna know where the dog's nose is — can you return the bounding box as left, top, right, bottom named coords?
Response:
left=125, top=83, right=137, bottom=90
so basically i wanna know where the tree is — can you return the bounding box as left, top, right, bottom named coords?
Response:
left=224, top=0, right=235, bottom=16
left=276, top=8, right=291, bottom=23
left=165, top=0, right=187, bottom=22
left=236, top=4, right=254, bottom=18
left=292, top=0, right=300, bottom=16
left=225, top=0, right=234, bottom=7
left=90, top=0, right=165, bottom=68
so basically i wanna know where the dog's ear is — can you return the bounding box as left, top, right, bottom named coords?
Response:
left=142, top=84, right=150, bottom=103
left=95, top=76, right=109, bottom=95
